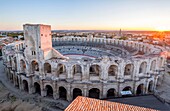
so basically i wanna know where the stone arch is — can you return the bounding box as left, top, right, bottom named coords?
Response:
left=73, top=64, right=82, bottom=80
left=107, top=88, right=116, bottom=98
left=57, top=64, right=66, bottom=76
left=44, top=62, right=51, bottom=73
left=139, top=62, right=147, bottom=73
left=124, top=64, right=133, bottom=75
left=73, top=64, right=82, bottom=75
left=31, top=60, right=39, bottom=73
left=20, top=59, right=26, bottom=73
left=23, top=80, right=29, bottom=92
left=108, top=65, right=118, bottom=76
left=136, top=84, right=144, bottom=95
left=73, top=88, right=82, bottom=100
left=150, top=60, right=156, bottom=71
left=89, top=88, right=100, bottom=99
left=59, top=86, right=67, bottom=100
left=123, top=86, right=132, bottom=91
left=148, top=80, right=153, bottom=93
left=34, top=82, right=41, bottom=95
left=89, top=65, right=101, bottom=76
left=45, top=85, right=53, bottom=97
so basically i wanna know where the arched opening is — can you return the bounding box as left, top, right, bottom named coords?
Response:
left=44, top=63, right=51, bottom=73
left=148, top=81, right=153, bottom=93
left=73, top=88, right=82, bottom=100
left=139, top=62, right=147, bottom=73
left=124, top=64, right=133, bottom=75
left=150, top=60, right=156, bottom=71
left=34, top=82, right=41, bottom=95
left=31, top=60, right=39, bottom=73
left=136, top=84, right=144, bottom=95
left=46, top=85, right=53, bottom=97
left=108, top=65, right=118, bottom=76
left=23, top=80, right=29, bottom=92
left=89, top=88, right=100, bottom=99
left=107, top=88, right=116, bottom=98
left=73, top=64, right=82, bottom=75
left=20, top=59, right=26, bottom=73
left=122, top=86, right=132, bottom=97
left=59, top=86, right=67, bottom=100
left=73, top=64, right=82, bottom=80
left=89, top=65, right=101, bottom=76
left=57, top=64, right=66, bottom=76
left=123, top=86, right=132, bottom=91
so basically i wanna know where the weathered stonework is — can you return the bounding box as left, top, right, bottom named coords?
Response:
left=2, top=24, right=167, bottom=101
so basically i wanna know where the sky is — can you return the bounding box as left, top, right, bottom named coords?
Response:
left=0, top=0, right=170, bottom=31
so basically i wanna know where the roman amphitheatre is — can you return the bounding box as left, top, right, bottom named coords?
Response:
left=1, top=24, right=170, bottom=110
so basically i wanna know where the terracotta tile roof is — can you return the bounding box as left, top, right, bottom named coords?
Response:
left=65, top=96, right=158, bottom=111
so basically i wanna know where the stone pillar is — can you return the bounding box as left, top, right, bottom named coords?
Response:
left=83, top=85, right=88, bottom=97
left=18, top=75, right=23, bottom=90
left=133, top=82, right=137, bottom=95
left=66, top=65, right=73, bottom=82
left=66, top=84, right=72, bottom=101
left=82, top=64, right=89, bottom=82
left=53, top=81, right=58, bottom=99
left=28, top=77, right=34, bottom=94
left=102, top=85, right=107, bottom=99
left=101, top=65, right=108, bottom=83
left=133, top=61, right=139, bottom=81
left=40, top=80, right=46, bottom=97
left=117, top=61, right=124, bottom=82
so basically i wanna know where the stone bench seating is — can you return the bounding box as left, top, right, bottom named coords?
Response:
left=52, top=40, right=139, bottom=57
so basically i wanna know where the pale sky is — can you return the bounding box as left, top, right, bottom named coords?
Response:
left=0, top=0, right=170, bottom=31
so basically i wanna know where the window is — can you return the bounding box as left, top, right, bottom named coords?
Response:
left=41, top=34, right=43, bottom=36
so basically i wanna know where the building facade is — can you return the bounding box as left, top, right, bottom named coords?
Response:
left=2, top=24, right=167, bottom=101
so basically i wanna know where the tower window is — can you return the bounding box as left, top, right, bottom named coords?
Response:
left=41, top=34, right=43, bottom=36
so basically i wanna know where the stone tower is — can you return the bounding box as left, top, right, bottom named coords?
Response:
left=23, top=24, right=68, bottom=61
left=23, top=24, right=52, bottom=61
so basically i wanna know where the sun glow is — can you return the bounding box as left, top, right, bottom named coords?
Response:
left=155, top=26, right=170, bottom=32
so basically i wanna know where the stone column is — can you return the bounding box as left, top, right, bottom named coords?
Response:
left=53, top=81, right=58, bottom=99
left=101, top=65, right=108, bottom=83
left=102, top=85, right=107, bottom=99
left=66, top=84, right=72, bottom=101
left=82, top=64, right=89, bottom=82
left=133, top=61, right=139, bottom=81
left=40, top=80, right=46, bottom=97
left=66, top=65, right=73, bottom=82
left=83, top=85, right=88, bottom=97
left=28, top=77, right=34, bottom=94
left=117, top=61, right=124, bottom=82
left=18, top=75, right=23, bottom=90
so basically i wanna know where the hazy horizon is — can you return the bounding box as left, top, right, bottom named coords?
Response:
left=1, top=0, right=170, bottom=31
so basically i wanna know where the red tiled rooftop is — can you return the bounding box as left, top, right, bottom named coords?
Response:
left=65, top=96, right=158, bottom=111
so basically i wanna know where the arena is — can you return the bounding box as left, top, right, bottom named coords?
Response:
left=2, top=24, right=167, bottom=101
